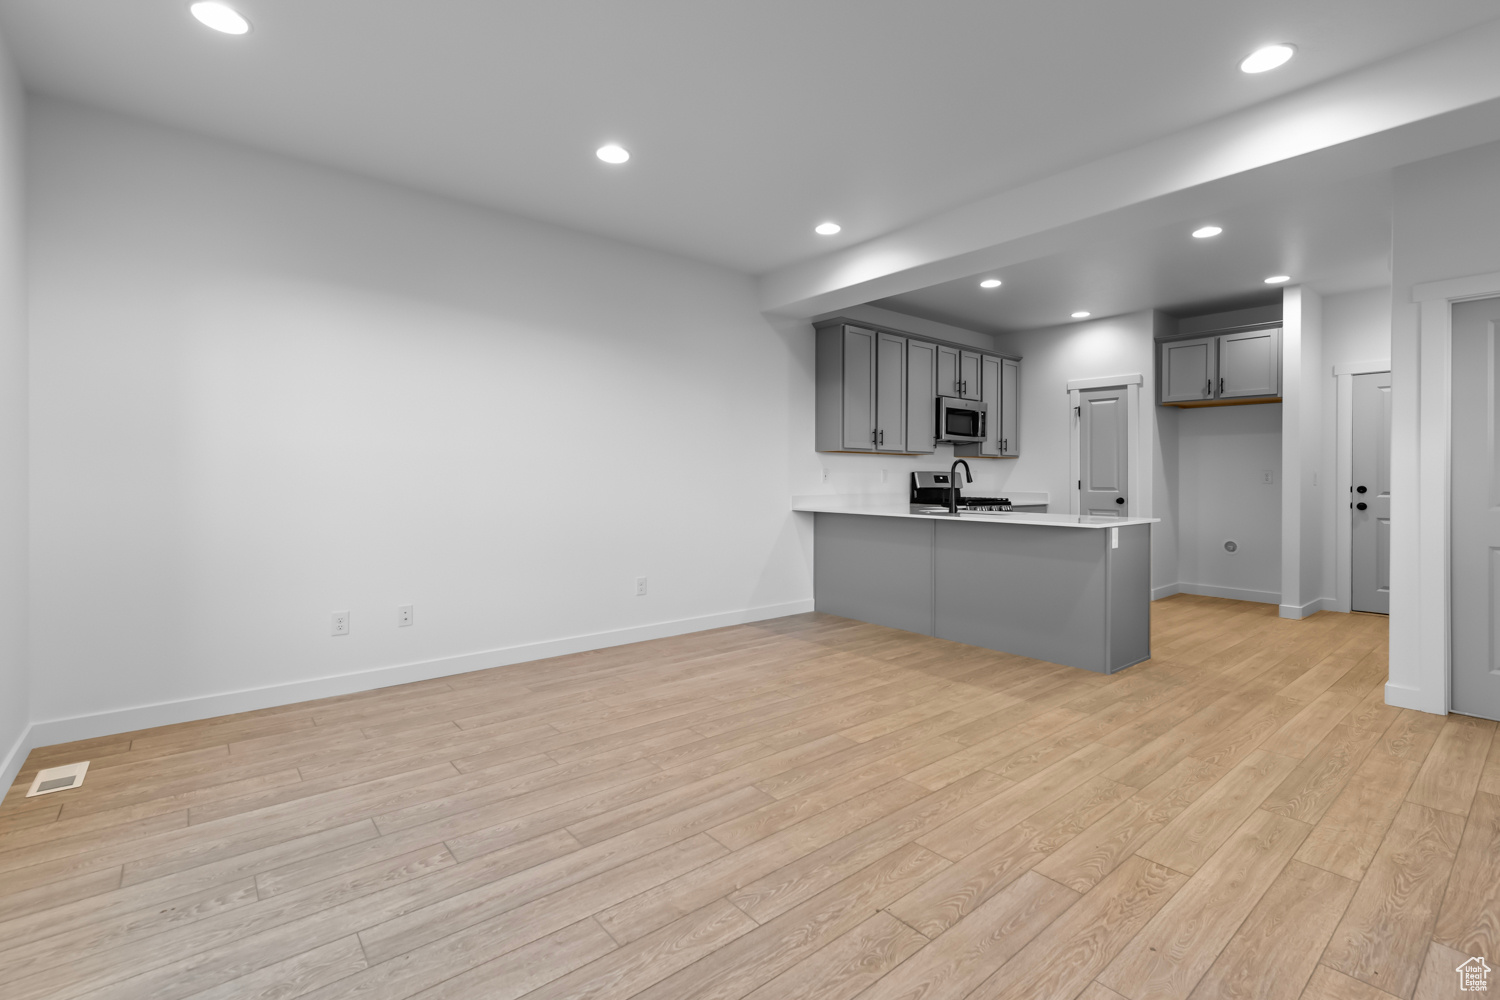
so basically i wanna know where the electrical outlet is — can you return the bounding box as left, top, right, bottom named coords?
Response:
left=635, top=576, right=648, bottom=597
left=880, top=468, right=888, bottom=483
left=1261, top=470, right=1274, bottom=485
left=821, top=467, right=830, bottom=484
left=398, top=605, right=413, bottom=627
left=331, top=611, right=350, bottom=636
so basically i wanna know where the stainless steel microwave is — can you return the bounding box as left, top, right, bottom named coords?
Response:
left=935, top=396, right=988, bottom=444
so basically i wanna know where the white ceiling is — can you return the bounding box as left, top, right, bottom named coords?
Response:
left=2, top=0, right=1496, bottom=276
left=871, top=172, right=1394, bottom=332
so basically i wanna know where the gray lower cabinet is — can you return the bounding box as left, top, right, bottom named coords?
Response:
left=816, top=324, right=908, bottom=452
left=813, top=512, right=1151, bottom=673
left=906, top=339, right=937, bottom=454
left=1159, top=327, right=1281, bottom=406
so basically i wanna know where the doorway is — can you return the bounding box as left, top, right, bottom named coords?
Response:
left=1351, top=372, right=1391, bottom=613
left=1078, top=387, right=1129, bottom=517
left=1450, top=295, right=1500, bottom=721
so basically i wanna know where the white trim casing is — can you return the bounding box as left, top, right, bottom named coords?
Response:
left=1333, top=359, right=1392, bottom=615
left=1068, top=375, right=1147, bottom=518
left=1333, top=359, right=1394, bottom=377
left=1391, top=268, right=1500, bottom=715
left=1066, top=373, right=1145, bottom=391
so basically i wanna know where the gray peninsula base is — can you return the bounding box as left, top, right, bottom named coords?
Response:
left=812, top=512, right=1151, bottom=674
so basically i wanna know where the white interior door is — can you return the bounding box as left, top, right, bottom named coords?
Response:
left=1451, top=296, right=1500, bottom=720
left=1079, top=387, right=1129, bottom=516
left=1351, top=371, right=1391, bottom=614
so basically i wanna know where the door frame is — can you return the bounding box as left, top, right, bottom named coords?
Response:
left=1393, top=269, right=1500, bottom=716
left=1333, top=359, right=1391, bottom=614
left=1067, top=373, right=1145, bottom=517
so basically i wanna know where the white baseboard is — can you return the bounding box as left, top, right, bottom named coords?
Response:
left=1384, top=681, right=1447, bottom=716
left=1151, top=584, right=1183, bottom=601
left=1278, top=597, right=1340, bottom=620
left=0, top=724, right=32, bottom=800
left=1174, top=582, right=1281, bottom=605
left=12, top=598, right=816, bottom=776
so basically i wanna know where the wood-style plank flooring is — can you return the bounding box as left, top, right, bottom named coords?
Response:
left=0, top=595, right=1493, bottom=1000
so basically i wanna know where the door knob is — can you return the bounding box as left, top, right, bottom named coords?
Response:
left=1356, top=502, right=1368, bottom=511
left=1356, top=485, right=1367, bottom=493
left=1115, top=497, right=1126, bottom=505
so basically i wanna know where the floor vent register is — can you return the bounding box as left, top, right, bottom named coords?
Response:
left=25, top=761, right=90, bottom=797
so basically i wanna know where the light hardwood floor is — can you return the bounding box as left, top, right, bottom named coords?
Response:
left=0, top=595, right=1493, bottom=1000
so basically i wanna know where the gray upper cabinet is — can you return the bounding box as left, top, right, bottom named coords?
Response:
left=1158, top=327, right=1281, bottom=406
left=840, top=326, right=876, bottom=449
left=958, top=351, right=982, bottom=401
left=816, top=323, right=909, bottom=452
left=874, top=332, right=908, bottom=452
left=999, top=357, right=1020, bottom=456
left=936, top=345, right=983, bottom=400
left=936, top=345, right=959, bottom=397
left=906, top=339, right=937, bottom=454
left=817, top=318, right=1018, bottom=456
left=1160, top=336, right=1217, bottom=403
left=1218, top=327, right=1280, bottom=398
left=955, top=355, right=1004, bottom=458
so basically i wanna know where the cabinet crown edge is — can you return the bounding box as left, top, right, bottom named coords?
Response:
left=812, top=316, right=1020, bottom=361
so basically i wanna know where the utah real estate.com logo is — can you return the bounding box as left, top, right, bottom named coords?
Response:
left=1459, top=956, right=1491, bottom=992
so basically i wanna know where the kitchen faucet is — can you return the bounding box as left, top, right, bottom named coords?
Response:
left=948, top=459, right=972, bottom=514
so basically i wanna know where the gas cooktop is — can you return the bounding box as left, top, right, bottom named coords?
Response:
left=909, top=472, right=1013, bottom=511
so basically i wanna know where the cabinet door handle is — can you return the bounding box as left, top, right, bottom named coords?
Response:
left=872, top=429, right=877, bottom=444
left=1204, top=379, right=1211, bottom=397
left=878, top=429, right=884, bottom=445
left=1219, top=377, right=1225, bottom=394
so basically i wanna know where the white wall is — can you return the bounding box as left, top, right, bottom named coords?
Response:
left=1323, top=287, right=1392, bottom=368
left=25, top=98, right=815, bottom=743
left=0, top=36, right=26, bottom=786
left=1388, top=138, right=1500, bottom=713
left=1176, top=405, right=1283, bottom=603
left=991, top=310, right=1171, bottom=591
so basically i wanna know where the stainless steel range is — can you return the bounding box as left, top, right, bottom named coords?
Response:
left=909, top=471, right=1013, bottom=511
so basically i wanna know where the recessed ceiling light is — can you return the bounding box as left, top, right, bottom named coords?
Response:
left=189, top=2, right=250, bottom=34
left=814, top=222, right=842, bottom=236
left=595, top=144, right=630, bottom=165
left=979, top=278, right=1002, bottom=289
left=1192, top=226, right=1223, bottom=239
left=1264, top=275, right=1291, bottom=284
left=1240, top=44, right=1295, bottom=74
left=1071, top=311, right=1091, bottom=319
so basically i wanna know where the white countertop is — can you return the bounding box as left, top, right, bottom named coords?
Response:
left=791, top=497, right=1158, bottom=530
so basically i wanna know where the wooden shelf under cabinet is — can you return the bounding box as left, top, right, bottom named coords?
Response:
left=1161, top=396, right=1283, bottom=409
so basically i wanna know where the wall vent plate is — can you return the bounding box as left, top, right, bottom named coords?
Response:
left=25, top=761, right=89, bottom=797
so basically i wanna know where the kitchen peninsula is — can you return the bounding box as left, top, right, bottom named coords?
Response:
left=794, top=498, right=1157, bottom=674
